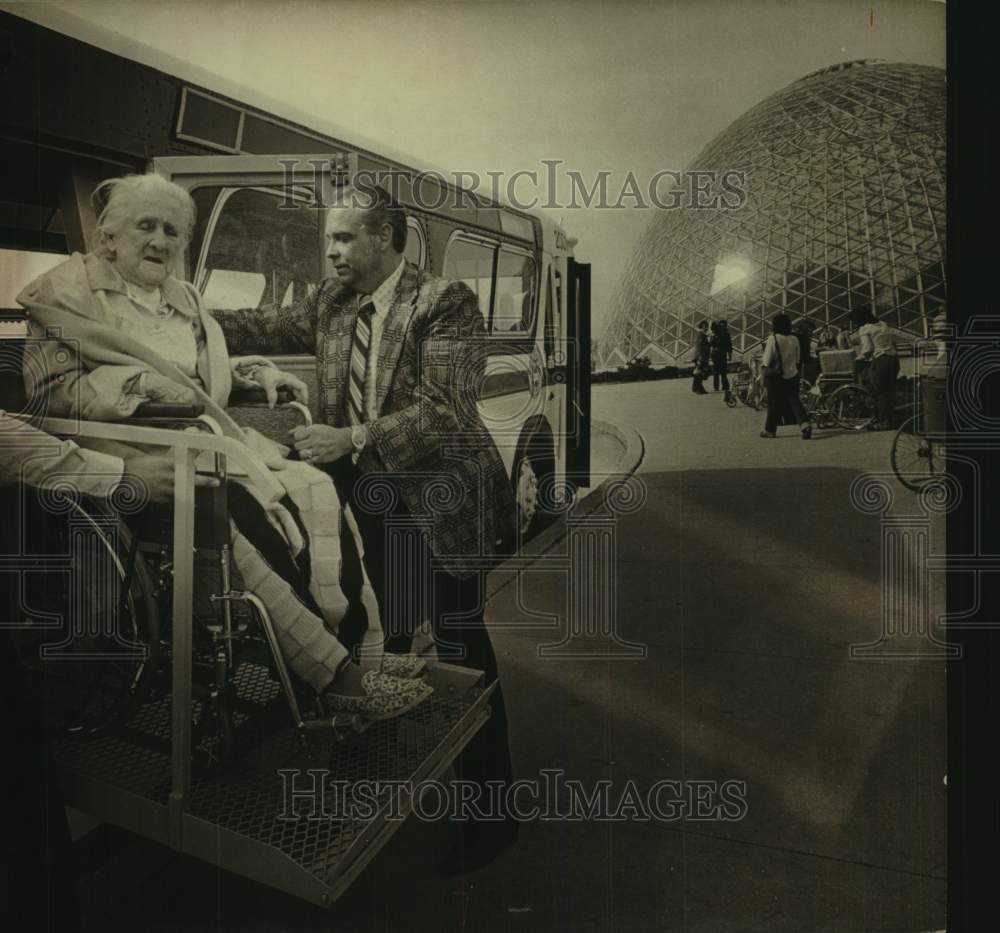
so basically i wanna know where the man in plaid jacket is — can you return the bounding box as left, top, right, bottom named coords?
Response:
left=216, top=184, right=517, bottom=873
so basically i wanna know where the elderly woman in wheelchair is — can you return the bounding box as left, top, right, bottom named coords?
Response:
left=17, top=172, right=431, bottom=726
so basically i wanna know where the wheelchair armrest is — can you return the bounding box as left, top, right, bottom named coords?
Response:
left=133, top=401, right=206, bottom=419
left=228, top=387, right=294, bottom=406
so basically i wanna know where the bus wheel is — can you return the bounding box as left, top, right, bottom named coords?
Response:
left=513, top=441, right=555, bottom=543
left=515, top=454, right=539, bottom=539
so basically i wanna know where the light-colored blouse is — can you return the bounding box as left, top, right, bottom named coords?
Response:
left=858, top=321, right=907, bottom=358
left=761, top=333, right=800, bottom=379
left=105, top=278, right=201, bottom=383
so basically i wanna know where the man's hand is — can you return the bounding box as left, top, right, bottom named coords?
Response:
left=143, top=372, right=199, bottom=406
left=120, top=454, right=219, bottom=504
left=288, top=424, right=353, bottom=464
left=256, top=367, right=309, bottom=408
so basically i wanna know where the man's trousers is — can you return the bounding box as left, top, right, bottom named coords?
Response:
left=333, top=464, right=514, bottom=797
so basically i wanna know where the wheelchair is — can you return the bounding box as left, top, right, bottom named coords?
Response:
left=10, top=388, right=369, bottom=772
left=4, top=354, right=495, bottom=907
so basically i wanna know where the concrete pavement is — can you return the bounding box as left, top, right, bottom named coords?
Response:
left=90, top=379, right=946, bottom=932
left=472, top=381, right=944, bottom=932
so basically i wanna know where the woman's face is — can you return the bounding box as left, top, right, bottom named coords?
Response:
left=108, top=190, right=187, bottom=287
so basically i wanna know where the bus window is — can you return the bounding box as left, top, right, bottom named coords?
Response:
left=196, top=187, right=322, bottom=315
left=443, top=236, right=493, bottom=327
left=404, top=217, right=426, bottom=269
left=0, top=249, right=67, bottom=311
left=492, top=247, right=536, bottom=335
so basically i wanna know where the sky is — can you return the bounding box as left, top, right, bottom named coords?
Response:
left=4, top=0, right=945, bottom=337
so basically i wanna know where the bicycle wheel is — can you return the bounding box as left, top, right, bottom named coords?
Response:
left=830, top=383, right=874, bottom=430
left=891, top=414, right=940, bottom=491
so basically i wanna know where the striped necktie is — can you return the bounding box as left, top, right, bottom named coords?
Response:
left=346, top=297, right=375, bottom=425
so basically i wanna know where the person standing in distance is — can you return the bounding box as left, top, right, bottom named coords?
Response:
left=691, top=320, right=710, bottom=394
left=710, top=319, right=733, bottom=393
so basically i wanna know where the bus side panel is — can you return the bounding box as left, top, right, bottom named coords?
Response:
left=1, top=12, right=185, bottom=162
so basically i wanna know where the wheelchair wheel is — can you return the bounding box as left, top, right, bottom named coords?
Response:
left=756, top=383, right=768, bottom=411
left=13, top=497, right=160, bottom=736
left=830, top=384, right=874, bottom=430
left=891, top=415, right=941, bottom=491
left=799, top=379, right=816, bottom=415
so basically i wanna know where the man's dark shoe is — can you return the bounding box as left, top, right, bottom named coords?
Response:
left=440, top=819, right=519, bottom=876
left=330, top=602, right=368, bottom=661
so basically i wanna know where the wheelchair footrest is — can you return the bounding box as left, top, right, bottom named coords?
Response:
left=54, top=660, right=493, bottom=908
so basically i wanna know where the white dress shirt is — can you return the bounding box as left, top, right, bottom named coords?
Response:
left=359, top=255, right=406, bottom=422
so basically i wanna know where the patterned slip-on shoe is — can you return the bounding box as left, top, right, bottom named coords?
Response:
left=379, top=653, right=427, bottom=679
left=324, top=671, right=433, bottom=722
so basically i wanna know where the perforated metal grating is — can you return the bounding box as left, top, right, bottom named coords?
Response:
left=55, top=661, right=481, bottom=888
left=187, top=692, right=474, bottom=881
left=56, top=660, right=290, bottom=798
left=56, top=733, right=172, bottom=800
left=598, top=62, right=946, bottom=367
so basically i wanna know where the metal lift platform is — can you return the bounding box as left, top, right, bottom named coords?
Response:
left=32, top=416, right=494, bottom=908
left=56, top=660, right=493, bottom=908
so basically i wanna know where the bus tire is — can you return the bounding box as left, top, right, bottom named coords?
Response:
left=512, top=433, right=555, bottom=543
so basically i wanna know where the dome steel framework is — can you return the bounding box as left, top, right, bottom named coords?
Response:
left=598, top=61, right=945, bottom=368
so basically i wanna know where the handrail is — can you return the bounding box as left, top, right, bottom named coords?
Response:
left=26, top=415, right=285, bottom=502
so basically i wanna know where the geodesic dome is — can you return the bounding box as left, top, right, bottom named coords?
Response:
left=598, top=61, right=945, bottom=367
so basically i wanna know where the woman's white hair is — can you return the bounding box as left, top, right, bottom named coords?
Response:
left=92, top=173, right=196, bottom=259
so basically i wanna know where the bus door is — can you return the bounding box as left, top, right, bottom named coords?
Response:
left=565, top=257, right=591, bottom=488
left=152, top=154, right=431, bottom=413
left=150, top=154, right=354, bottom=409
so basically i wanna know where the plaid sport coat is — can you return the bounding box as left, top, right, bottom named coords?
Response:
left=215, top=260, right=514, bottom=578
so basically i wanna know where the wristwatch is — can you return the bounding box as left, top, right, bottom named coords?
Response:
left=350, top=424, right=367, bottom=456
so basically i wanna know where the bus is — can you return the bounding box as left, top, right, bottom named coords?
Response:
left=0, top=8, right=591, bottom=541
left=0, top=7, right=592, bottom=907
